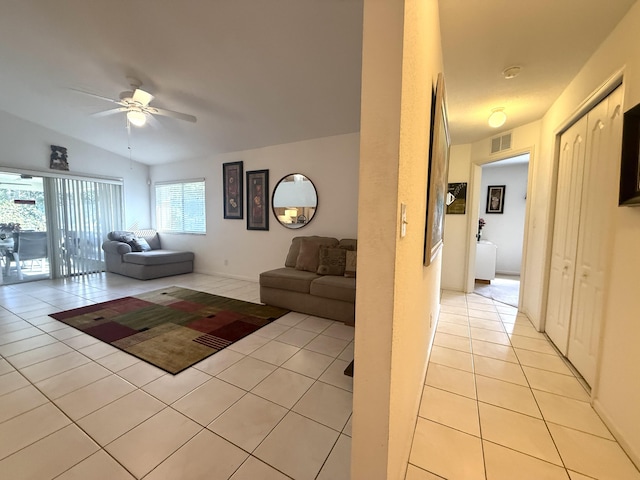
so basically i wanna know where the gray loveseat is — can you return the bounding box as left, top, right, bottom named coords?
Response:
left=101, top=230, right=194, bottom=280
left=260, top=236, right=356, bottom=325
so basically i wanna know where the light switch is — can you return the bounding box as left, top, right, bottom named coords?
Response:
left=401, top=203, right=407, bottom=237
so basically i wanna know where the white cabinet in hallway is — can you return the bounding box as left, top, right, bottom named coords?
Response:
left=475, top=241, right=497, bottom=282
left=545, top=86, right=623, bottom=387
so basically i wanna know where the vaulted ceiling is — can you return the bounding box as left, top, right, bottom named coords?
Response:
left=0, top=0, right=635, bottom=165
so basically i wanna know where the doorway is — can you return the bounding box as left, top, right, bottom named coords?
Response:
left=0, top=172, right=50, bottom=285
left=473, top=154, right=529, bottom=307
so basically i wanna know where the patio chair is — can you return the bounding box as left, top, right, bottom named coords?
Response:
left=7, top=231, right=48, bottom=280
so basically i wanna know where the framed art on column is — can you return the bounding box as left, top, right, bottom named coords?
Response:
left=223, top=161, right=243, bottom=219
left=424, top=73, right=451, bottom=266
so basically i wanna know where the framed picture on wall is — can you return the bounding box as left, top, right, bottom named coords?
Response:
left=486, top=185, right=506, bottom=214
left=424, top=73, right=451, bottom=266
left=246, top=169, right=269, bottom=230
left=446, top=182, right=467, bottom=214
left=223, top=161, right=243, bottom=219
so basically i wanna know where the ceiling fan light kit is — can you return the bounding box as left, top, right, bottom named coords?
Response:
left=488, top=108, right=507, bottom=128
left=77, top=77, right=197, bottom=127
left=127, top=109, right=147, bottom=127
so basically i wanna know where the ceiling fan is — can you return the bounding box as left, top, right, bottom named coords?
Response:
left=75, top=77, right=197, bottom=127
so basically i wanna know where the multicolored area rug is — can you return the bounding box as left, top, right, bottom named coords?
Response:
left=49, top=287, right=290, bottom=374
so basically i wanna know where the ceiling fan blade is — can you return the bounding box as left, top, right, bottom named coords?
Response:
left=69, top=88, right=122, bottom=105
left=146, top=114, right=161, bottom=129
left=132, top=88, right=154, bottom=107
left=148, top=107, right=197, bottom=123
left=91, top=107, right=128, bottom=118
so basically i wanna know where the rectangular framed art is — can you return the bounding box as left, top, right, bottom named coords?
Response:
left=246, top=169, right=269, bottom=230
left=424, top=73, right=451, bottom=266
left=486, top=185, right=506, bottom=214
left=446, top=182, right=467, bottom=214
left=223, top=161, right=243, bottom=219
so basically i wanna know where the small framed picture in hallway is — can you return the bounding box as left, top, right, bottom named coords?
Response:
left=486, top=185, right=505, bottom=214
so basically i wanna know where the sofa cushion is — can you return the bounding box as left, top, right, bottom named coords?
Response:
left=285, top=236, right=339, bottom=268
left=260, top=267, right=320, bottom=294
left=128, top=237, right=152, bottom=252
left=339, top=239, right=357, bottom=251
left=108, top=231, right=134, bottom=243
left=344, top=250, right=357, bottom=278
left=295, top=238, right=324, bottom=272
left=310, top=275, right=356, bottom=303
left=317, top=246, right=347, bottom=276
left=134, top=229, right=161, bottom=250
left=123, top=250, right=194, bottom=266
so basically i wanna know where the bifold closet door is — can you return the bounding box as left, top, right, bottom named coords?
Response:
left=545, top=86, right=623, bottom=386
left=545, top=116, right=588, bottom=355
left=567, top=86, right=623, bottom=385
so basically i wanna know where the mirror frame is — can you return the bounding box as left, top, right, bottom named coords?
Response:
left=271, top=173, right=318, bottom=229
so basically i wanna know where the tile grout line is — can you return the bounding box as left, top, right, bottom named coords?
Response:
left=464, top=297, right=490, bottom=480
left=487, top=295, right=572, bottom=476
left=0, top=274, right=353, bottom=479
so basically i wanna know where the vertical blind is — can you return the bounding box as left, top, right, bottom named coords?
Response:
left=155, top=180, right=206, bottom=234
left=45, top=177, right=123, bottom=278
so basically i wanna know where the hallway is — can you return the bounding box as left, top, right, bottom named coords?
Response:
left=406, top=290, right=640, bottom=480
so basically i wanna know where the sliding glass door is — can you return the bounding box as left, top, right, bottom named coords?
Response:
left=0, top=169, right=124, bottom=284
left=0, top=173, right=49, bottom=285
left=45, top=177, right=123, bottom=279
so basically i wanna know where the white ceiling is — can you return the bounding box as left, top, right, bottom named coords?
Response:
left=439, top=0, right=637, bottom=144
left=0, top=0, right=636, bottom=166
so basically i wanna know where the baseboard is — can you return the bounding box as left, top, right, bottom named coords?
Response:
left=197, top=270, right=258, bottom=283
left=592, top=399, right=640, bottom=470
left=495, top=270, right=521, bottom=276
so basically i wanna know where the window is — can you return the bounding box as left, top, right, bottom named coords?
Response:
left=155, top=180, right=206, bottom=234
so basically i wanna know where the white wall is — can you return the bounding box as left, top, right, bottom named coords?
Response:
left=352, top=0, right=443, bottom=478
left=442, top=121, right=540, bottom=296
left=526, top=1, right=640, bottom=465
left=441, top=144, right=471, bottom=290
left=479, top=162, right=528, bottom=275
left=0, top=110, right=151, bottom=229
left=150, top=133, right=359, bottom=281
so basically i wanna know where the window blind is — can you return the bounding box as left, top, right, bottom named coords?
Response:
left=45, top=177, right=123, bottom=278
left=155, top=180, right=206, bottom=234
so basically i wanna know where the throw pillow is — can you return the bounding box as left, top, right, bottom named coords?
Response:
left=295, top=238, right=322, bottom=272
left=344, top=250, right=357, bottom=278
left=129, top=237, right=152, bottom=252
left=109, top=231, right=134, bottom=243
left=317, top=247, right=347, bottom=275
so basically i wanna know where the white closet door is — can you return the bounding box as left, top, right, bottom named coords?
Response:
left=568, top=87, right=623, bottom=385
left=545, top=116, right=588, bottom=355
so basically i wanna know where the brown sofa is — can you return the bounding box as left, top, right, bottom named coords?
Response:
left=259, top=236, right=356, bottom=325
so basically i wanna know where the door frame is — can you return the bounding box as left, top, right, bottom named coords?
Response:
left=464, top=147, right=534, bottom=313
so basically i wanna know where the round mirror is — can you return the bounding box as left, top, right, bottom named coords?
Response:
left=272, top=173, right=318, bottom=229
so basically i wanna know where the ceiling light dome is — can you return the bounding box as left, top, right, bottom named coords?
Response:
left=488, top=108, right=507, bottom=128
left=127, top=109, right=146, bottom=127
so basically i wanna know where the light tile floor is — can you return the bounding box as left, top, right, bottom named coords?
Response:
left=474, top=275, right=520, bottom=308
left=2, top=274, right=639, bottom=479
left=407, top=290, right=640, bottom=480
left=0, top=273, right=353, bottom=480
